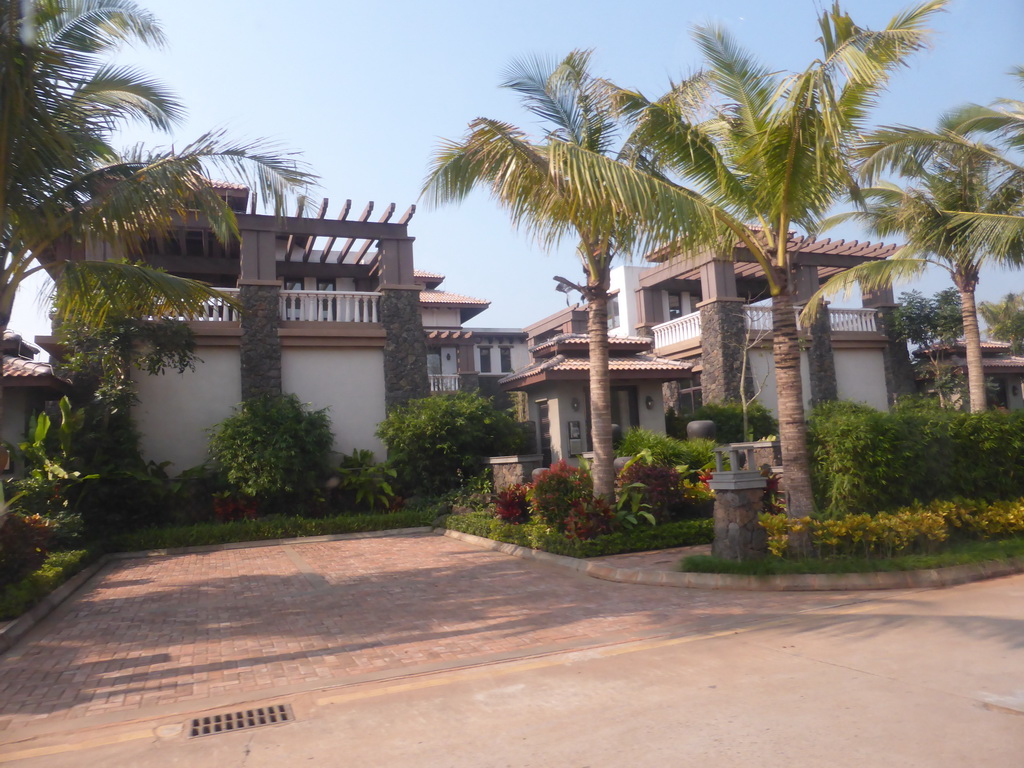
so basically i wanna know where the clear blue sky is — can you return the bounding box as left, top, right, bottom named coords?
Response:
left=13, top=0, right=1024, bottom=339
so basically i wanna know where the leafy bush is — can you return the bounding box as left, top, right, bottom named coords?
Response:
left=0, top=513, right=56, bottom=587
left=333, top=450, right=397, bottom=513
left=809, top=400, right=1024, bottom=516
left=0, top=549, right=94, bottom=620
left=495, top=484, right=531, bottom=524
left=757, top=497, right=1024, bottom=560
left=671, top=402, right=778, bottom=444
left=209, top=394, right=333, bottom=512
left=443, top=511, right=713, bottom=557
left=530, top=460, right=593, bottom=532
left=616, top=462, right=682, bottom=522
left=564, top=497, right=614, bottom=541
left=616, top=428, right=691, bottom=466
left=377, top=392, right=523, bottom=496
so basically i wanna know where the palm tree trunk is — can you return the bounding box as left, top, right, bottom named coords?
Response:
left=957, top=284, right=987, bottom=412
left=588, top=292, right=615, bottom=500
left=772, top=289, right=815, bottom=548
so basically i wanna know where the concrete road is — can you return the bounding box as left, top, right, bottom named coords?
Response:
left=4, top=570, right=1021, bottom=767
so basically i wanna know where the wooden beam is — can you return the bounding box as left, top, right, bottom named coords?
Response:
left=276, top=261, right=375, bottom=280
left=248, top=192, right=257, bottom=215
left=377, top=202, right=396, bottom=224
left=354, top=237, right=376, bottom=264
left=336, top=202, right=373, bottom=264
left=398, top=204, right=416, bottom=225
left=319, top=199, right=351, bottom=263
left=282, top=201, right=305, bottom=261
left=301, top=198, right=330, bottom=262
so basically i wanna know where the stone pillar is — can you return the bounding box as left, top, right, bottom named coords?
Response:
left=806, top=301, right=839, bottom=404
left=709, top=465, right=769, bottom=561
left=380, top=288, right=429, bottom=409
left=698, top=298, right=746, bottom=403
left=458, top=371, right=480, bottom=392
left=239, top=281, right=282, bottom=399
left=864, top=288, right=916, bottom=405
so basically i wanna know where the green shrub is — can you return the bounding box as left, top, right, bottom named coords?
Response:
left=0, top=514, right=56, bottom=587
left=333, top=450, right=397, bottom=513
left=671, top=402, right=778, bottom=444
left=377, top=392, right=523, bottom=497
left=809, top=400, right=1024, bottom=516
left=0, top=549, right=94, bottom=620
left=616, top=428, right=691, bottom=466
left=209, top=394, right=333, bottom=512
left=530, top=460, right=593, bottom=532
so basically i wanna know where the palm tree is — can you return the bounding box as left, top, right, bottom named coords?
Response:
left=810, top=125, right=1024, bottom=412
left=979, top=292, right=1024, bottom=354
left=546, top=1, right=945, bottom=521
left=0, top=0, right=313, bottom=431
left=422, top=51, right=641, bottom=499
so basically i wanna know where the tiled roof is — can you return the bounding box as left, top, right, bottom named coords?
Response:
left=528, top=333, right=652, bottom=354
left=414, top=269, right=445, bottom=280
left=419, top=290, right=490, bottom=307
left=2, top=355, right=62, bottom=381
left=208, top=180, right=249, bottom=192
left=646, top=230, right=900, bottom=263
left=499, top=352, right=692, bottom=387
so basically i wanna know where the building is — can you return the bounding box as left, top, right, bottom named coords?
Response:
left=1, top=331, right=68, bottom=457
left=915, top=340, right=1024, bottom=411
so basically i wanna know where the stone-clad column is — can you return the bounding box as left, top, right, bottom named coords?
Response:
left=806, top=300, right=839, bottom=405
left=239, top=281, right=282, bottom=399
left=864, top=289, right=917, bottom=405
left=698, top=298, right=746, bottom=403
left=380, top=287, right=429, bottom=409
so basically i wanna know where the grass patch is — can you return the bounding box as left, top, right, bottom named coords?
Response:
left=443, top=511, right=713, bottom=558
left=681, top=536, right=1024, bottom=575
left=0, top=549, right=97, bottom=621
left=107, top=509, right=434, bottom=553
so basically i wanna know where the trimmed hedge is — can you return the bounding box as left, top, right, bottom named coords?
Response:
left=0, top=549, right=95, bottom=620
left=443, top=511, right=713, bottom=558
left=809, top=401, right=1024, bottom=517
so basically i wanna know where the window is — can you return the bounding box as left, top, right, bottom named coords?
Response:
left=668, top=293, right=682, bottom=320
left=607, top=294, right=620, bottom=329
left=479, top=346, right=492, bottom=373
left=316, top=279, right=335, bottom=291
left=282, top=280, right=303, bottom=320
left=499, top=347, right=512, bottom=373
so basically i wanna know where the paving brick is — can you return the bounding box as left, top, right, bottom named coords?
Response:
left=0, top=533, right=858, bottom=731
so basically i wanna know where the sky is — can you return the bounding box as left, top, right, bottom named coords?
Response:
left=12, top=0, right=1024, bottom=341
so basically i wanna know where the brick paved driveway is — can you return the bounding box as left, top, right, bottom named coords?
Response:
left=0, top=532, right=866, bottom=733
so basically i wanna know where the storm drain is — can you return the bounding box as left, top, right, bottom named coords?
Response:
left=189, top=704, right=293, bottom=738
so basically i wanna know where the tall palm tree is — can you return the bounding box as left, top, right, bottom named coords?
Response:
left=810, top=126, right=1024, bottom=412
left=979, top=292, right=1024, bottom=355
left=547, top=1, right=945, bottom=521
left=0, top=0, right=313, bottom=431
left=423, top=51, right=640, bottom=499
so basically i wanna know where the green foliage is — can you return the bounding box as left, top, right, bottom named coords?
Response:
left=616, top=428, right=690, bottom=467
left=0, top=549, right=94, bottom=621
left=334, top=450, right=397, bottom=513
left=979, top=293, right=1024, bottom=354
left=892, top=289, right=964, bottom=349
left=673, top=402, right=778, bottom=444
left=443, top=511, right=713, bottom=558
left=209, top=395, right=333, bottom=510
left=494, top=484, right=530, bottom=524
left=106, top=510, right=432, bottom=552
left=376, top=392, right=523, bottom=496
left=0, top=513, right=56, bottom=587
left=809, top=400, right=1024, bottom=516
left=529, top=461, right=593, bottom=533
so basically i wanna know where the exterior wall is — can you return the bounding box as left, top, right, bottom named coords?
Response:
left=133, top=347, right=243, bottom=473
left=526, top=383, right=588, bottom=464
left=281, top=347, right=387, bottom=459
left=1005, top=376, right=1024, bottom=411
left=744, top=347, right=889, bottom=415
left=834, top=349, right=890, bottom=410
left=2, top=389, right=39, bottom=447
left=608, top=266, right=645, bottom=337
left=636, top=382, right=668, bottom=433
left=419, top=307, right=462, bottom=327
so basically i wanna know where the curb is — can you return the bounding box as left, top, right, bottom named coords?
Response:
left=439, top=529, right=1024, bottom=591
left=0, top=527, right=433, bottom=656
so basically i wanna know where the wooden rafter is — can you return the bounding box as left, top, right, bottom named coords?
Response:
left=355, top=203, right=395, bottom=264
left=398, top=204, right=416, bottom=224
left=301, top=198, right=329, bottom=262
left=337, top=202, right=374, bottom=263
left=319, top=199, right=351, bottom=263
left=282, top=201, right=305, bottom=261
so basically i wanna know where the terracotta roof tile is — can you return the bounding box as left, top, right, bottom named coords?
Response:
left=499, top=352, right=692, bottom=386
left=419, top=290, right=490, bottom=307
left=3, top=355, right=59, bottom=379
left=425, top=329, right=475, bottom=341
left=528, top=333, right=653, bottom=354
left=414, top=269, right=445, bottom=280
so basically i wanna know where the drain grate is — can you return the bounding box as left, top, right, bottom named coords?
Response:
left=189, top=704, right=293, bottom=738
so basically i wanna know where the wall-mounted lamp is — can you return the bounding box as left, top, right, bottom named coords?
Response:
left=645, top=395, right=655, bottom=410
left=571, top=397, right=581, bottom=412
left=445, top=352, right=452, bottom=361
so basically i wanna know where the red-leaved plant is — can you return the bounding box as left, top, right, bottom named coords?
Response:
left=494, top=484, right=531, bottom=524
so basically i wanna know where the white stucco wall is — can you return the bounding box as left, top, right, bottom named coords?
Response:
left=608, top=265, right=645, bottom=337
left=133, top=347, right=242, bottom=474
left=834, top=348, right=890, bottom=410
left=419, top=307, right=462, bottom=328
left=636, top=382, right=668, bottom=433
left=281, top=347, right=387, bottom=460
left=746, top=348, right=814, bottom=416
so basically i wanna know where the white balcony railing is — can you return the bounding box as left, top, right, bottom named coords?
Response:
left=651, top=310, right=702, bottom=348
left=189, top=288, right=240, bottom=321
left=829, top=307, right=877, bottom=333
left=429, top=374, right=461, bottom=392
left=280, top=290, right=380, bottom=323
left=651, top=305, right=878, bottom=350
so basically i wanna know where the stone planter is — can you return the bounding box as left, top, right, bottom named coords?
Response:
left=485, top=454, right=543, bottom=488
left=687, top=420, right=717, bottom=441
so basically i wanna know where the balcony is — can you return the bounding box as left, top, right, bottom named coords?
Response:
left=651, top=306, right=878, bottom=349
left=186, top=289, right=381, bottom=323
left=429, top=374, right=461, bottom=392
